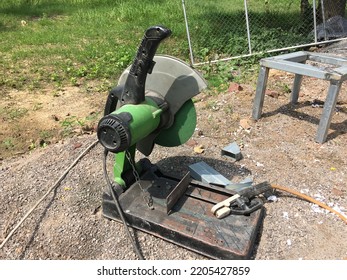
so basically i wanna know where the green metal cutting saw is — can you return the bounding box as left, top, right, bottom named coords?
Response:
left=96, top=26, right=264, bottom=260
left=97, top=26, right=206, bottom=188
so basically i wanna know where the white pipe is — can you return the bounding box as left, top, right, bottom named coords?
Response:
left=182, top=0, right=195, bottom=66
left=244, top=0, right=252, bottom=54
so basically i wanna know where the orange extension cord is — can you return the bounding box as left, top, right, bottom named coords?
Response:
left=271, top=184, right=347, bottom=225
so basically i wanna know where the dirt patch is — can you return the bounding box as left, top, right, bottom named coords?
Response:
left=0, top=45, right=346, bottom=260
left=0, top=84, right=106, bottom=159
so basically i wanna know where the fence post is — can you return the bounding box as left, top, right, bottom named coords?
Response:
left=313, top=0, right=318, bottom=43
left=243, top=0, right=252, bottom=55
left=182, top=0, right=195, bottom=66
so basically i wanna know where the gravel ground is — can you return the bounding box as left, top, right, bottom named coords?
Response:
left=1, top=44, right=346, bottom=260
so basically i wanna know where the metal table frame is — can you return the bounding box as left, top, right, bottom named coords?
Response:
left=252, top=51, right=347, bottom=143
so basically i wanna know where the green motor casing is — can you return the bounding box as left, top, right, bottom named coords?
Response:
left=97, top=97, right=162, bottom=153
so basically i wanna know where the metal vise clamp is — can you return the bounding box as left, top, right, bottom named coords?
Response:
left=211, top=194, right=263, bottom=219
left=211, top=194, right=241, bottom=219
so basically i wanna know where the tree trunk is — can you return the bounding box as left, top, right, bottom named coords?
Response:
left=300, top=0, right=313, bottom=27
left=301, top=0, right=311, bottom=16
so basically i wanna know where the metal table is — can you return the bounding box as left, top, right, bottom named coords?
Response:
left=252, top=51, right=347, bottom=143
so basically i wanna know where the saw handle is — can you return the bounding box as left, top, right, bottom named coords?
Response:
left=121, top=26, right=172, bottom=105
left=103, top=85, right=122, bottom=116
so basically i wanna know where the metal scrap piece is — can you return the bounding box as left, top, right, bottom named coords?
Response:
left=221, top=142, right=242, bottom=161
left=225, top=177, right=253, bottom=191
left=188, top=161, right=231, bottom=186
left=166, top=171, right=191, bottom=214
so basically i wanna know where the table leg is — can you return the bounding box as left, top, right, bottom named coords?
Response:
left=252, top=66, right=269, bottom=120
left=316, top=80, right=342, bottom=143
left=290, top=73, right=303, bottom=104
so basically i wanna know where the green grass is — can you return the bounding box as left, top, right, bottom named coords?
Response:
left=0, top=0, right=319, bottom=92
left=0, top=0, right=189, bottom=91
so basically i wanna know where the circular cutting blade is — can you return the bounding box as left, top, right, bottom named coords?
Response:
left=118, top=55, right=207, bottom=155
left=154, top=99, right=196, bottom=147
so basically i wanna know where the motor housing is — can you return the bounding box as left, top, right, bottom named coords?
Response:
left=97, top=97, right=163, bottom=153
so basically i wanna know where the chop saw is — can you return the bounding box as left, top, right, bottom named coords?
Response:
left=97, top=26, right=265, bottom=260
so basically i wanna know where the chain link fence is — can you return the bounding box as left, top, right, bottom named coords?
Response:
left=182, top=0, right=347, bottom=65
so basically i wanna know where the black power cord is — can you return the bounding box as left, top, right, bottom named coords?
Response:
left=102, top=149, right=144, bottom=260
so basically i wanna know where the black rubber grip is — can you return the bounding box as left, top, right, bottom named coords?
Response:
left=121, top=26, right=172, bottom=105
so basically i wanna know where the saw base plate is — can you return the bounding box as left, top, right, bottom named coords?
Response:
left=102, top=166, right=264, bottom=260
